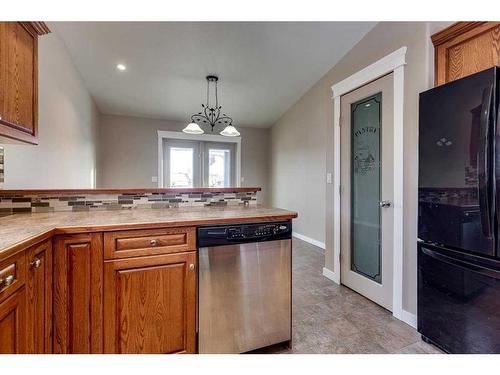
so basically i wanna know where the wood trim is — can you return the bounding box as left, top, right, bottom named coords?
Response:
left=0, top=123, right=39, bottom=144
left=431, top=22, right=487, bottom=46
left=18, top=22, right=51, bottom=36
left=0, top=187, right=261, bottom=196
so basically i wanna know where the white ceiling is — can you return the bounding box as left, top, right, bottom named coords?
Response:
left=51, top=22, right=376, bottom=128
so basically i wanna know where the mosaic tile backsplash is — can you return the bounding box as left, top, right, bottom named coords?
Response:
left=0, top=191, right=257, bottom=217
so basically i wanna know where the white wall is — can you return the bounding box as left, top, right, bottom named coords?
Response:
left=1, top=32, right=98, bottom=188
left=97, top=115, right=270, bottom=204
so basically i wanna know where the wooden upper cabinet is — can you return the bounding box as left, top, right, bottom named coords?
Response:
left=432, top=22, right=500, bottom=86
left=53, top=233, right=104, bottom=354
left=0, top=22, right=49, bottom=144
left=26, top=240, right=52, bottom=354
left=103, top=252, right=197, bottom=354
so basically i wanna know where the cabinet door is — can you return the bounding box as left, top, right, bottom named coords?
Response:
left=53, top=233, right=103, bottom=354
left=26, top=240, right=52, bottom=354
left=0, top=22, right=37, bottom=139
left=433, top=22, right=500, bottom=85
left=104, top=252, right=196, bottom=354
left=0, top=287, right=27, bottom=354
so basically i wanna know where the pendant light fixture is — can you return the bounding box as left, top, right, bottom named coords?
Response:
left=183, top=75, right=240, bottom=137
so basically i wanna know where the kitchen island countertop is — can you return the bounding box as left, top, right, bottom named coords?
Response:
left=0, top=205, right=297, bottom=260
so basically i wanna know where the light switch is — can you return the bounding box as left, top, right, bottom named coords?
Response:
left=326, top=173, right=332, bottom=184
left=151, top=176, right=158, bottom=183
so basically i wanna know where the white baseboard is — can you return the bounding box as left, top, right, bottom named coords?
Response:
left=400, top=310, right=417, bottom=328
left=322, top=267, right=340, bottom=284
left=292, top=232, right=325, bottom=249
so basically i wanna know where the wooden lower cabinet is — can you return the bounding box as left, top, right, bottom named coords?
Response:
left=53, top=233, right=104, bottom=353
left=26, top=240, right=52, bottom=353
left=1, top=227, right=198, bottom=354
left=0, top=287, right=27, bottom=353
left=103, top=252, right=197, bottom=354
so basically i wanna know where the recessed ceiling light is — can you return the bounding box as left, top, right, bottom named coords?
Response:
left=116, top=63, right=126, bottom=71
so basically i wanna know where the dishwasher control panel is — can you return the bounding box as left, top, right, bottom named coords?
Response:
left=227, top=223, right=289, bottom=240
left=198, top=221, right=292, bottom=247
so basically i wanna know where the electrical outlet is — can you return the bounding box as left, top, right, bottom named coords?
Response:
left=151, top=176, right=158, bottom=183
left=326, top=173, right=332, bottom=184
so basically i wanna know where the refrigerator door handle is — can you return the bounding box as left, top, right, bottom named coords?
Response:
left=421, top=247, right=500, bottom=280
left=478, top=86, right=493, bottom=238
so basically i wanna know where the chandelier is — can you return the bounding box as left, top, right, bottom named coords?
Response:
left=183, top=75, right=240, bottom=137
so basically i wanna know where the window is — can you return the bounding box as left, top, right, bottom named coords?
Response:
left=170, top=147, right=194, bottom=188
left=163, top=140, right=235, bottom=188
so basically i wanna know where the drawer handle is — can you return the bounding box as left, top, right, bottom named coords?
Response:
left=30, top=258, right=42, bottom=269
left=150, top=239, right=158, bottom=247
left=0, top=274, right=15, bottom=288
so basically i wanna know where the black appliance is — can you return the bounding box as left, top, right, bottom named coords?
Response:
left=418, top=66, right=500, bottom=353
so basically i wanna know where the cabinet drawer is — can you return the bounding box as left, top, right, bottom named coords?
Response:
left=0, top=251, right=26, bottom=302
left=104, top=227, right=196, bottom=259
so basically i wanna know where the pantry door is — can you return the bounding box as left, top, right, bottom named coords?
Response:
left=340, top=73, right=394, bottom=311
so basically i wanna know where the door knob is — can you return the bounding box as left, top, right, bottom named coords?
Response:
left=189, top=264, right=195, bottom=271
left=379, top=200, right=391, bottom=208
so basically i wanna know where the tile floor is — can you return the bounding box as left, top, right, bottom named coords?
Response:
left=258, top=238, right=442, bottom=354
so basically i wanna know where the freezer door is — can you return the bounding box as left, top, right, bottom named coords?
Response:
left=419, top=67, right=497, bottom=257
left=418, top=243, right=500, bottom=353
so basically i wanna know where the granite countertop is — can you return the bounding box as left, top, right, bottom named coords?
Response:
left=0, top=205, right=297, bottom=260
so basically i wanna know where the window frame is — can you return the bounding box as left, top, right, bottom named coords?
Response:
left=158, top=131, right=241, bottom=188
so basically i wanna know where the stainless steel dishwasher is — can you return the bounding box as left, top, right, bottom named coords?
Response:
left=197, top=221, right=292, bottom=354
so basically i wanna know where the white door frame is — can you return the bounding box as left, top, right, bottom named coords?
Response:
left=329, top=47, right=407, bottom=322
left=157, top=130, right=242, bottom=188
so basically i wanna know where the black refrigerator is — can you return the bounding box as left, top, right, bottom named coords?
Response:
left=418, top=66, right=500, bottom=354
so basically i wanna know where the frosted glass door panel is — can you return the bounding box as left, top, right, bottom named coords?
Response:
left=350, top=93, right=382, bottom=283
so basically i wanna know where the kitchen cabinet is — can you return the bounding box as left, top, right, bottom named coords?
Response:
left=0, top=22, right=49, bottom=144
left=103, top=226, right=196, bottom=260
left=26, top=240, right=52, bottom=354
left=53, top=233, right=103, bottom=354
left=0, top=251, right=27, bottom=354
left=0, top=287, right=27, bottom=353
left=103, top=251, right=197, bottom=354
left=432, top=22, right=500, bottom=86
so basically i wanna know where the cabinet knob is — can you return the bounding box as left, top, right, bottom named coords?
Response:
left=150, top=239, right=158, bottom=247
left=189, top=264, right=195, bottom=271
left=0, top=274, right=15, bottom=288
left=30, top=258, right=42, bottom=269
